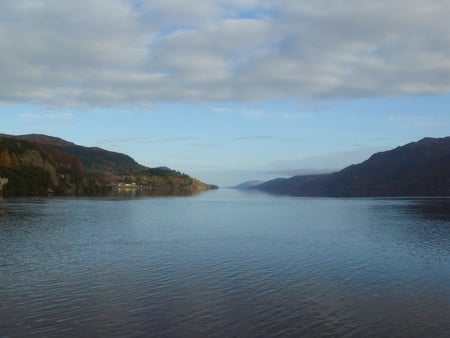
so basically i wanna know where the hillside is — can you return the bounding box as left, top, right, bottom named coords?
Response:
left=4, top=134, right=143, bottom=175
left=0, top=134, right=213, bottom=196
left=233, top=180, right=265, bottom=189
left=253, top=137, right=450, bottom=197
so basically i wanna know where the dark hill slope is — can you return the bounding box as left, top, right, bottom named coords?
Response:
left=255, top=137, right=450, bottom=197
left=10, top=134, right=142, bottom=175
left=0, top=137, right=86, bottom=195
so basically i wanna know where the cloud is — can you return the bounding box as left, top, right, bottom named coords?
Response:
left=190, top=143, right=222, bottom=149
left=18, top=113, right=41, bottom=121
left=19, top=112, right=73, bottom=121
left=161, top=136, right=199, bottom=143
left=17, top=111, right=74, bottom=133
left=388, top=115, right=449, bottom=124
left=233, top=135, right=274, bottom=141
left=266, top=168, right=335, bottom=177
left=268, top=146, right=387, bottom=172
left=35, top=124, right=73, bottom=132
left=1, top=0, right=450, bottom=108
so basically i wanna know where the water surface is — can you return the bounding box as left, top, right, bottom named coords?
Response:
left=1, top=189, right=449, bottom=337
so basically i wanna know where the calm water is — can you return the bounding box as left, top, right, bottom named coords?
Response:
left=1, top=189, right=449, bottom=337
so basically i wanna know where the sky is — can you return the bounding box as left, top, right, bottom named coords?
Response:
left=1, top=0, right=450, bottom=186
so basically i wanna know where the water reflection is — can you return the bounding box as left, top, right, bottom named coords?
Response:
left=0, top=193, right=449, bottom=337
left=401, top=198, right=450, bottom=221
left=100, top=188, right=208, bottom=199
left=368, top=199, right=450, bottom=253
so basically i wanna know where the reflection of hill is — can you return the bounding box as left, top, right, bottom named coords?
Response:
left=400, top=198, right=450, bottom=222
left=367, top=199, right=450, bottom=255
left=254, top=137, right=450, bottom=197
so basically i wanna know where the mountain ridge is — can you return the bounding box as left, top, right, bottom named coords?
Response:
left=251, top=137, right=450, bottom=197
left=232, top=180, right=265, bottom=189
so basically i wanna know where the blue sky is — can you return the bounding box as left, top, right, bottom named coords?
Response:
left=1, top=1, right=450, bottom=186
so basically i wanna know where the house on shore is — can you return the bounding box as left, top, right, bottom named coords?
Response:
left=0, top=177, right=8, bottom=194
left=117, top=182, right=139, bottom=189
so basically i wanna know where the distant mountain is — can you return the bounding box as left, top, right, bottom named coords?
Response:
left=252, top=137, right=450, bottom=197
left=233, top=180, right=265, bottom=189
left=0, top=134, right=214, bottom=196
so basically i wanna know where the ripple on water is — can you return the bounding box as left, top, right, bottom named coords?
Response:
left=0, top=193, right=449, bottom=337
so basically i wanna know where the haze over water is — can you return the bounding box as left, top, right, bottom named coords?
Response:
left=1, top=189, right=449, bottom=337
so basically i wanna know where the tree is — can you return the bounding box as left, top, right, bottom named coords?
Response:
left=0, top=149, right=13, bottom=168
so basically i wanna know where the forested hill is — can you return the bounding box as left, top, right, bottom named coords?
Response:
left=11, top=134, right=143, bottom=175
left=0, top=134, right=214, bottom=196
left=253, top=137, right=450, bottom=197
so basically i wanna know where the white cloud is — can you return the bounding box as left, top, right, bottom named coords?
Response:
left=233, top=135, right=274, bottom=141
left=18, top=113, right=41, bottom=121
left=35, top=124, right=73, bottom=132
left=19, top=112, right=73, bottom=121
left=44, top=113, right=73, bottom=119
left=388, top=115, right=450, bottom=127
left=1, top=0, right=450, bottom=107
left=268, top=146, right=387, bottom=172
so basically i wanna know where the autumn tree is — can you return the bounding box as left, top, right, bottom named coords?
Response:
left=0, top=149, right=13, bottom=168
